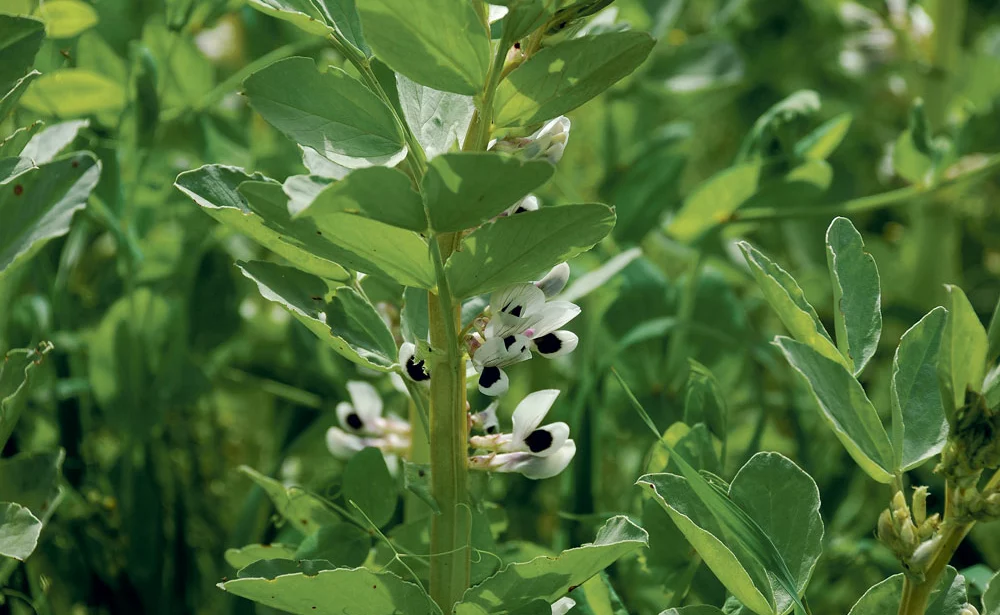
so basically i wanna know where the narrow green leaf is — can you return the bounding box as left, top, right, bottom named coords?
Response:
left=222, top=566, right=441, bottom=615
left=774, top=336, right=895, bottom=483
left=825, top=217, right=881, bottom=376
left=224, top=543, right=297, bottom=570
left=243, top=57, right=405, bottom=165
left=238, top=261, right=398, bottom=370
left=0, top=15, right=45, bottom=95
left=0, top=344, right=51, bottom=452
left=295, top=166, right=425, bottom=231
left=454, top=516, right=647, bottom=615
left=494, top=31, right=655, bottom=127
left=446, top=203, right=615, bottom=299
left=668, top=162, right=761, bottom=243
left=343, top=447, right=397, bottom=528
left=683, top=360, right=728, bottom=452
left=0, top=70, right=39, bottom=122
left=422, top=153, right=553, bottom=232
left=19, top=69, right=126, bottom=116
left=739, top=242, right=846, bottom=368
left=36, top=0, right=98, bottom=38
left=794, top=113, right=852, bottom=160
left=0, top=502, right=41, bottom=561
left=938, top=285, right=989, bottom=414
left=891, top=307, right=948, bottom=472
left=396, top=74, right=474, bottom=159
left=0, top=152, right=101, bottom=279
left=847, top=567, right=967, bottom=615
left=238, top=466, right=340, bottom=535
left=357, top=0, right=490, bottom=95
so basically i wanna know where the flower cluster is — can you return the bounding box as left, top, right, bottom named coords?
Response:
left=470, top=263, right=578, bottom=396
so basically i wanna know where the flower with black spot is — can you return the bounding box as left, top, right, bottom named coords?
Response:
left=399, top=342, right=430, bottom=382
left=470, top=331, right=532, bottom=396
left=468, top=390, right=576, bottom=479
left=493, top=116, right=571, bottom=164
left=325, top=381, right=409, bottom=462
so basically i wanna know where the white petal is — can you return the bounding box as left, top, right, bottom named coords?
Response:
left=489, top=284, right=545, bottom=337
left=532, top=330, right=579, bottom=358
left=516, top=439, right=576, bottom=479
left=511, top=390, right=560, bottom=444
left=478, top=366, right=509, bottom=396
left=472, top=401, right=500, bottom=434
left=535, top=263, right=570, bottom=297
left=487, top=4, right=509, bottom=22
left=526, top=301, right=580, bottom=338
left=326, top=427, right=365, bottom=459
left=347, top=381, right=382, bottom=423
left=336, top=402, right=364, bottom=432
left=505, top=194, right=539, bottom=216
left=473, top=334, right=532, bottom=368
left=551, top=597, right=576, bottom=615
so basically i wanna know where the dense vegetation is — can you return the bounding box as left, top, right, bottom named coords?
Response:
left=2, top=1, right=1000, bottom=614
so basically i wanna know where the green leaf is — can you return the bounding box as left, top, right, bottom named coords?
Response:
left=0, top=344, right=50, bottom=450
left=893, top=129, right=933, bottom=185
left=938, top=284, right=989, bottom=414
left=243, top=57, right=405, bottom=165
left=0, top=502, right=41, bottom=561
left=36, top=0, right=98, bottom=38
left=237, top=261, right=398, bottom=370
left=0, top=450, right=65, bottom=518
left=247, top=0, right=368, bottom=54
left=659, top=607, right=727, bottom=615
left=773, top=336, right=895, bottom=483
left=20, top=119, right=88, bottom=164
left=422, top=153, right=553, bottom=232
left=222, top=566, right=441, bottom=615
left=343, top=447, right=397, bottom=528
left=19, top=69, right=126, bottom=116
left=446, top=203, right=616, bottom=299
left=297, top=166, right=425, bottom=231
left=891, top=307, right=948, bottom=472
left=847, top=567, right=967, bottom=615
left=0, top=122, right=41, bottom=158
left=224, top=543, right=297, bottom=569
left=668, top=162, right=761, bottom=243
left=825, top=217, right=882, bottom=376
left=984, top=570, right=1000, bottom=615
left=727, top=453, right=824, bottom=614
left=239, top=466, right=340, bottom=535
left=454, top=516, right=647, bottom=615
left=294, top=523, right=372, bottom=567
left=294, top=202, right=435, bottom=289
left=402, top=461, right=438, bottom=514
left=794, top=113, right=852, bottom=160
left=0, top=15, right=44, bottom=95
left=494, top=31, right=655, bottom=127
left=739, top=242, right=846, bottom=368
left=0, top=70, right=39, bottom=122
left=1, top=152, right=101, bottom=279
left=357, top=0, right=489, bottom=95
left=402, top=287, right=429, bottom=344
left=174, top=166, right=350, bottom=282
left=396, top=74, right=474, bottom=158
left=683, top=360, right=728, bottom=450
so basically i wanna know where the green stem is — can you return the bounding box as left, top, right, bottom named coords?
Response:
left=427, top=234, right=470, bottom=612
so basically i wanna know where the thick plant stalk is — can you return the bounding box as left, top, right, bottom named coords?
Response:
left=428, top=234, right=471, bottom=611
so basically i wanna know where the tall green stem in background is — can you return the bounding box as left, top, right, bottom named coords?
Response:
left=906, top=0, right=966, bottom=308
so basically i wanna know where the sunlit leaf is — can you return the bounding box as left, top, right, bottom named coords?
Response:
left=826, top=217, right=881, bottom=376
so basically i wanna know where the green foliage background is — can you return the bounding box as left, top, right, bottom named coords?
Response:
left=2, top=0, right=1000, bottom=614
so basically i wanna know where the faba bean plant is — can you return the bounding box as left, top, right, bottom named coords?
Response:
left=3, top=1, right=1000, bottom=615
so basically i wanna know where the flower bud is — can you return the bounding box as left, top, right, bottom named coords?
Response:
left=900, top=521, right=917, bottom=549
left=892, top=490, right=908, bottom=514
left=912, top=486, right=928, bottom=526
left=985, top=492, right=1000, bottom=516
left=917, top=512, right=940, bottom=540
left=959, top=604, right=980, bottom=615
left=877, top=509, right=895, bottom=542
left=910, top=535, right=939, bottom=570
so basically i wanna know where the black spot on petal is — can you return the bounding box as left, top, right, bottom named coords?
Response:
left=514, top=206, right=527, bottom=214
left=509, top=305, right=523, bottom=317
left=479, top=366, right=501, bottom=388
left=503, top=335, right=517, bottom=350
left=525, top=429, right=553, bottom=453
left=534, top=333, right=562, bottom=355
left=406, top=357, right=431, bottom=381
left=486, top=425, right=497, bottom=434
left=346, top=412, right=363, bottom=430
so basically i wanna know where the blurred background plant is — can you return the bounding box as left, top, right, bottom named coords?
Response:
left=2, top=0, right=1000, bottom=614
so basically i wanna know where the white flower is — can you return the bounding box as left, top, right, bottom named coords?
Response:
left=470, top=401, right=500, bottom=434
left=325, top=381, right=410, bottom=461
left=492, top=116, right=571, bottom=164
left=468, top=390, right=576, bottom=479
left=399, top=342, right=431, bottom=382
left=469, top=265, right=580, bottom=396
left=551, top=597, right=576, bottom=615
left=504, top=194, right=539, bottom=216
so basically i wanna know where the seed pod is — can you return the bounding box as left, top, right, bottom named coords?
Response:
left=912, top=486, right=928, bottom=526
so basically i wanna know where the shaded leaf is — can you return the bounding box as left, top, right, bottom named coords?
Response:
left=239, top=466, right=340, bottom=535
left=343, top=447, right=397, bottom=528
left=296, top=166, right=425, bottom=231
left=847, top=567, right=967, bottom=615
left=224, top=543, right=297, bottom=569
left=396, top=74, right=475, bottom=159
left=669, top=162, right=761, bottom=243
left=826, top=217, right=881, bottom=375
left=938, top=285, right=988, bottom=415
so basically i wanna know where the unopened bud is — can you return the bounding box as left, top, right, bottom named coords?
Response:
left=959, top=604, right=980, bottom=615
left=917, top=512, right=941, bottom=540
left=892, top=490, right=908, bottom=513
left=900, top=521, right=917, bottom=549
left=912, top=486, right=928, bottom=526
left=910, top=535, right=940, bottom=570
left=878, top=509, right=895, bottom=542
left=986, top=493, right=1000, bottom=516
left=894, top=508, right=911, bottom=525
